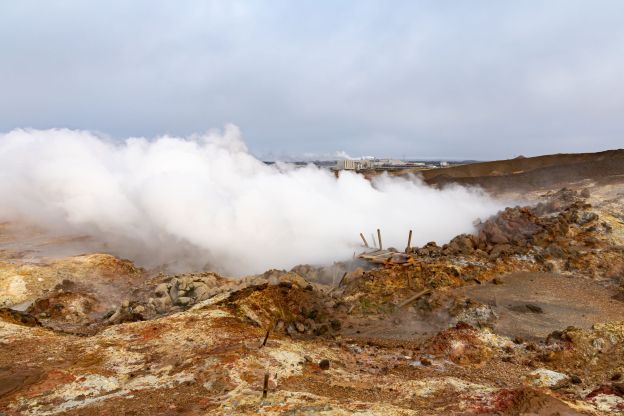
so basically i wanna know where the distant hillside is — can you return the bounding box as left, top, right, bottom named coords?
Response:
left=409, top=149, right=624, bottom=192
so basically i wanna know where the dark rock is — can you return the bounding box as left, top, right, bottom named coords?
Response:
left=578, top=212, right=598, bottom=225
left=486, top=225, right=509, bottom=244
left=420, top=357, right=432, bottom=366
left=546, top=330, right=564, bottom=345
left=176, top=296, right=191, bottom=306
left=526, top=304, right=544, bottom=314
left=455, top=321, right=474, bottom=330
left=489, top=244, right=513, bottom=260
left=306, top=309, right=318, bottom=320
left=314, top=324, right=329, bottom=336
left=0, top=308, right=41, bottom=327
left=278, top=281, right=293, bottom=289
left=570, top=375, right=582, bottom=384
left=319, top=359, right=330, bottom=370
left=545, top=244, right=565, bottom=258
left=447, top=234, right=475, bottom=255
left=613, top=382, right=624, bottom=396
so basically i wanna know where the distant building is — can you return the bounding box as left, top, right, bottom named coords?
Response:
left=335, top=159, right=356, bottom=170
left=335, top=158, right=429, bottom=171
left=334, top=159, right=374, bottom=170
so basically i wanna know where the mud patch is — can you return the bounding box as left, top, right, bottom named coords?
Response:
left=460, top=272, right=624, bottom=339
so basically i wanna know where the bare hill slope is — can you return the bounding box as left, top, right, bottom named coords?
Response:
left=416, top=149, right=624, bottom=192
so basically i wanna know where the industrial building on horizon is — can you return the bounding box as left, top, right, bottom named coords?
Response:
left=333, top=158, right=445, bottom=172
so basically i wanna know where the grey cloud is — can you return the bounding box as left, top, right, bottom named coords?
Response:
left=0, top=0, right=622, bottom=160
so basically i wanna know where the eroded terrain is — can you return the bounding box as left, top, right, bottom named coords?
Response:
left=2, top=156, right=624, bottom=415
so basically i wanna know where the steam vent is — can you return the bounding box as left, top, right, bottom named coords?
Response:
left=0, top=148, right=623, bottom=414
left=3, top=2, right=624, bottom=414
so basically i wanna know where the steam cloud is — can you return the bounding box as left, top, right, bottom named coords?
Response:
left=0, top=125, right=505, bottom=275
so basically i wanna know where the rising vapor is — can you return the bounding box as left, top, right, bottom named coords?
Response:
left=0, top=125, right=505, bottom=275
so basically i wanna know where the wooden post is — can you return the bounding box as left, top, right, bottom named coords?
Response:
left=371, top=233, right=377, bottom=249
left=396, top=289, right=431, bottom=310
left=406, top=230, right=412, bottom=253
left=261, top=325, right=271, bottom=348
left=359, top=233, right=369, bottom=248
left=377, top=229, right=383, bottom=250
left=338, top=272, right=348, bottom=287
left=262, top=372, right=269, bottom=398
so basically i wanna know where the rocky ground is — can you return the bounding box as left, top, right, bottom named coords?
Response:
left=2, top=163, right=624, bottom=414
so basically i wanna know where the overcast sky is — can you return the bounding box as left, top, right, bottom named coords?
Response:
left=1, top=1, right=623, bottom=160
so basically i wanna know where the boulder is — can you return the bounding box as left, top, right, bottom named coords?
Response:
left=528, top=369, right=568, bottom=388
left=154, top=283, right=169, bottom=298
left=169, top=284, right=179, bottom=304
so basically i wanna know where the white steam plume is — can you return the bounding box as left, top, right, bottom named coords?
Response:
left=0, top=125, right=504, bottom=275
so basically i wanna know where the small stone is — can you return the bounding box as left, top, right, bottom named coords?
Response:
left=307, top=309, right=318, bottom=320
left=278, top=281, right=293, bottom=289
left=492, top=277, right=504, bottom=285
left=314, top=324, right=329, bottom=336
left=543, top=261, right=557, bottom=272
left=420, top=357, right=432, bottom=366
left=513, top=336, right=524, bottom=344
left=611, top=373, right=622, bottom=381
left=570, top=375, right=582, bottom=384
left=295, top=322, right=305, bottom=333
left=319, top=359, right=330, bottom=370
left=591, top=338, right=606, bottom=351
left=177, top=297, right=192, bottom=306
left=286, top=323, right=297, bottom=337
